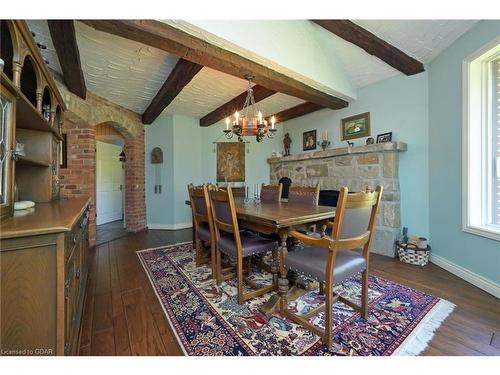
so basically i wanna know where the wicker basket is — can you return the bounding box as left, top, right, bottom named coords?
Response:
left=396, top=241, right=431, bottom=267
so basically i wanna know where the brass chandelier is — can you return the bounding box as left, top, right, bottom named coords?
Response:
left=223, top=75, right=277, bottom=142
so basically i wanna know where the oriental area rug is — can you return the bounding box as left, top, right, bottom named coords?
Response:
left=137, top=242, right=454, bottom=356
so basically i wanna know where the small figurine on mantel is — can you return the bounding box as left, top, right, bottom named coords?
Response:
left=283, top=133, right=292, bottom=156
left=347, top=141, right=354, bottom=147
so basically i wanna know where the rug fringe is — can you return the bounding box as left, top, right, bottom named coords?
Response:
left=393, top=299, right=455, bottom=356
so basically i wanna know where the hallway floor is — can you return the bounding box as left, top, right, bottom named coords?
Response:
left=96, top=220, right=128, bottom=246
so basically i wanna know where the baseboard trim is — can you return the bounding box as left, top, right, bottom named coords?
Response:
left=430, top=254, right=500, bottom=299
left=147, top=222, right=192, bottom=230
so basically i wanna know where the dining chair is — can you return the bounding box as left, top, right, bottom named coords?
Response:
left=187, top=183, right=216, bottom=277
left=230, top=186, right=246, bottom=198
left=288, top=184, right=320, bottom=234
left=260, top=183, right=283, bottom=202
left=280, top=185, right=383, bottom=348
left=288, top=184, right=320, bottom=205
left=208, top=185, right=279, bottom=304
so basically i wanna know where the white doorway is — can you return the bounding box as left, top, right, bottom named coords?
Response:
left=96, top=140, right=124, bottom=225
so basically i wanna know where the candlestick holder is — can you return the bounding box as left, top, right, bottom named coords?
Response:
left=317, top=140, right=331, bottom=151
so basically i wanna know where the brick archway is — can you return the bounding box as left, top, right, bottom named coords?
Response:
left=95, top=122, right=145, bottom=235
left=58, top=85, right=146, bottom=247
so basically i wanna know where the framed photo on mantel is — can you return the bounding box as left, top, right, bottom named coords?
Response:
left=340, top=112, right=371, bottom=141
left=303, top=130, right=317, bottom=151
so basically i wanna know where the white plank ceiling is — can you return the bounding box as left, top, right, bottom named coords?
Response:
left=27, top=19, right=478, bottom=122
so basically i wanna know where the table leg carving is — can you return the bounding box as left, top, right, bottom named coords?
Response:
left=278, top=230, right=289, bottom=316
left=271, top=249, right=278, bottom=288
left=278, top=277, right=289, bottom=316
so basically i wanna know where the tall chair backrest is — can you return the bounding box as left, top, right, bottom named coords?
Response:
left=330, top=185, right=383, bottom=256
left=288, top=185, right=320, bottom=206
left=231, top=186, right=246, bottom=198
left=188, top=184, right=215, bottom=236
left=260, top=183, right=283, bottom=202
left=208, top=185, right=241, bottom=244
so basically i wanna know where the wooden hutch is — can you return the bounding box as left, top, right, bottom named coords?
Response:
left=0, top=20, right=90, bottom=355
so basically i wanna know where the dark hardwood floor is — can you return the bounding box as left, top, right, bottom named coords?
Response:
left=79, top=229, right=500, bottom=356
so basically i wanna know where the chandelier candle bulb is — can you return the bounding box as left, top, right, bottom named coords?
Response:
left=271, top=116, right=276, bottom=130
left=258, top=111, right=263, bottom=125
left=235, top=111, right=240, bottom=125
left=225, top=117, right=230, bottom=131
left=322, top=130, right=328, bottom=142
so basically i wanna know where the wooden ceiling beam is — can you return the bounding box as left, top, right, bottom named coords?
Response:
left=81, top=20, right=349, bottom=110
left=142, top=58, right=203, bottom=124
left=312, top=20, right=424, bottom=76
left=267, top=102, right=324, bottom=124
left=47, top=20, right=87, bottom=99
left=200, top=85, right=276, bottom=127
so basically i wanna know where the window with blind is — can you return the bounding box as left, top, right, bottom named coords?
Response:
left=463, top=38, right=500, bottom=241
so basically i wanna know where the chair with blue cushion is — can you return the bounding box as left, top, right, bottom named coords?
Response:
left=281, top=185, right=383, bottom=348
left=188, top=184, right=216, bottom=277
left=208, top=185, right=279, bottom=304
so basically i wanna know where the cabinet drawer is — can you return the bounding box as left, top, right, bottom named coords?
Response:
left=65, top=207, right=89, bottom=264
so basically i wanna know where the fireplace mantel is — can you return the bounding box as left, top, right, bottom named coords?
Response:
left=267, top=141, right=407, bottom=257
left=267, top=142, right=407, bottom=164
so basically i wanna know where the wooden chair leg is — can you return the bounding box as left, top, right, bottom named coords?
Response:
left=324, top=281, right=333, bottom=348
left=237, top=256, right=244, bottom=305
left=319, top=281, right=325, bottom=295
left=246, top=256, right=252, bottom=276
left=361, top=269, right=369, bottom=319
left=195, top=238, right=202, bottom=267
left=216, top=249, right=222, bottom=286
left=210, top=241, right=216, bottom=279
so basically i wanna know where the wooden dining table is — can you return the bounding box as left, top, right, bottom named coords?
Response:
left=186, top=197, right=336, bottom=312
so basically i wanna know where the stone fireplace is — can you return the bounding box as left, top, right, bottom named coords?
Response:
left=268, top=142, right=407, bottom=257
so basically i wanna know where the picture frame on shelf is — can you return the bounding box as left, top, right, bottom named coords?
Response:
left=340, top=112, right=371, bottom=141
left=302, top=130, right=317, bottom=151
left=376, top=132, right=393, bottom=143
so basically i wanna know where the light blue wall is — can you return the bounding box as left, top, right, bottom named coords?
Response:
left=428, top=20, right=500, bottom=284
left=200, top=121, right=284, bottom=189
left=172, top=114, right=203, bottom=225
left=146, top=114, right=282, bottom=227
left=282, top=73, right=430, bottom=238
left=145, top=114, right=175, bottom=225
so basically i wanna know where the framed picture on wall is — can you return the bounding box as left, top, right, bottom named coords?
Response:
left=376, top=132, right=393, bottom=143
left=340, top=112, right=371, bottom=141
left=303, top=130, right=317, bottom=151
left=216, top=142, right=245, bottom=182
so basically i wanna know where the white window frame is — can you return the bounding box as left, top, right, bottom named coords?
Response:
left=462, top=36, right=500, bottom=242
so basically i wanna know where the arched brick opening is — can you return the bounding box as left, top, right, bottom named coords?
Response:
left=60, top=115, right=145, bottom=247
left=57, top=83, right=146, bottom=246
left=94, top=122, right=145, bottom=235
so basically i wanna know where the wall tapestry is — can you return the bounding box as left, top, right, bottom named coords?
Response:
left=217, top=142, right=245, bottom=182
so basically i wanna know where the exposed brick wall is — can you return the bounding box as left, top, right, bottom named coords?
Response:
left=60, top=118, right=97, bottom=245
left=124, top=129, right=146, bottom=232
left=60, top=118, right=146, bottom=247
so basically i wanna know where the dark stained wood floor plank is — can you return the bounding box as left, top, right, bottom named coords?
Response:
left=79, top=244, right=97, bottom=351
left=80, top=229, right=500, bottom=356
left=109, top=241, right=132, bottom=355
left=90, top=328, right=116, bottom=356
left=122, top=288, right=167, bottom=355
